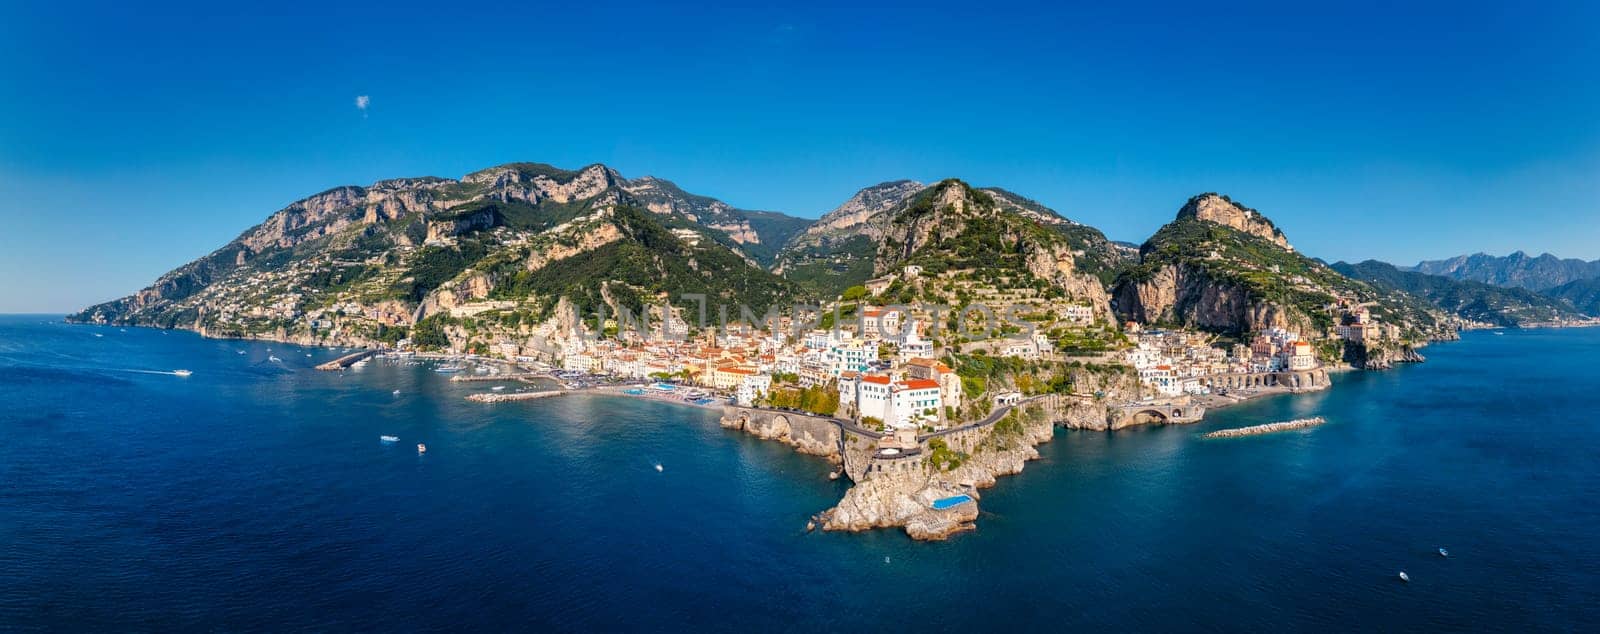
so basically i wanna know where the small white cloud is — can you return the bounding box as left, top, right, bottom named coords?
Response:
left=355, top=95, right=370, bottom=116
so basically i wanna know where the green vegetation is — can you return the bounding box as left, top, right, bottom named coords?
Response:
left=486, top=205, right=802, bottom=320
left=927, top=437, right=966, bottom=471
left=410, top=315, right=454, bottom=350
left=762, top=384, right=840, bottom=417
left=1333, top=260, right=1588, bottom=326
left=780, top=235, right=877, bottom=298
left=393, top=242, right=490, bottom=302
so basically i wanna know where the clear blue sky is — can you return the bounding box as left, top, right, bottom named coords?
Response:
left=3, top=1, right=1598, bottom=313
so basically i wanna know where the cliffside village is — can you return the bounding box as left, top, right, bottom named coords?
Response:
left=368, top=288, right=1401, bottom=429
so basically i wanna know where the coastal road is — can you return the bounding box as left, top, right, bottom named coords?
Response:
left=919, top=395, right=1050, bottom=440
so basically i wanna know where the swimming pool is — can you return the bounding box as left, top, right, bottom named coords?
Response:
left=930, top=494, right=972, bottom=510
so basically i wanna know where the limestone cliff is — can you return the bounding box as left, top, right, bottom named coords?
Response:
left=1175, top=193, right=1289, bottom=249
left=1113, top=193, right=1452, bottom=343
left=69, top=162, right=806, bottom=347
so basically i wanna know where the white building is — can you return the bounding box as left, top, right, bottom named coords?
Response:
left=852, top=374, right=942, bottom=430
left=735, top=373, right=773, bottom=406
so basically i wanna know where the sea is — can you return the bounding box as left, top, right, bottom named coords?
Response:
left=2, top=315, right=1597, bottom=631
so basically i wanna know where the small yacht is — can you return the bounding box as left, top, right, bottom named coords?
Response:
left=392, top=389, right=402, bottom=396
left=655, top=464, right=664, bottom=472
left=1438, top=548, right=1449, bottom=557
left=434, top=365, right=464, bottom=374
left=491, top=385, right=506, bottom=391
left=416, top=443, right=427, bottom=454
left=1398, top=571, right=1410, bottom=583
left=380, top=435, right=399, bottom=443
left=268, top=355, right=282, bottom=363
left=172, top=369, right=193, bottom=377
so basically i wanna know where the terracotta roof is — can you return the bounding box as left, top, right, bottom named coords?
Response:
left=861, top=374, right=892, bottom=385
left=899, top=379, right=940, bottom=390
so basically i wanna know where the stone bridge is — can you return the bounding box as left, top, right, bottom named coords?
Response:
left=719, top=406, right=883, bottom=480
left=1113, top=399, right=1206, bottom=426
left=1201, top=368, right=1330, bottom=391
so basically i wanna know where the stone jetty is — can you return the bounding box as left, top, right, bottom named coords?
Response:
left=1203, top=416, right=1327, bottom=438
left=465, top=390, right=567, bottom=403
left=315, top=349, right=378, bottom=371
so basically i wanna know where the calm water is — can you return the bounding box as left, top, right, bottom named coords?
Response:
left=2, top=316, right=1597, bottom=631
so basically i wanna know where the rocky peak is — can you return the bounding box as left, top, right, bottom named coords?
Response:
left=463, top=162, right=622, bottom=206
left=806, top=180, right=926, bottom=236
left=1176, top=193, right=1289, bottom=249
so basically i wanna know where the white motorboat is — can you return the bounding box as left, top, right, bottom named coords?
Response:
left=172, top=369, right=193, bottom=377
left=380, top=435, right=399, bottom=443
left=1398, top=571, right=1410, bottom=582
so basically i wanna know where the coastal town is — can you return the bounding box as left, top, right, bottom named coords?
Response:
left=359, top=269, right=1418, bottom=432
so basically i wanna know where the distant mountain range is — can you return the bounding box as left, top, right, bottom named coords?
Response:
left=1331, top=260, right=1590, bottom=327
left=1411, top=251, right=1600, bottom=291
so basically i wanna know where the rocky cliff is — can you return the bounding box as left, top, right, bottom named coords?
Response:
left=823, top=400, right=1062, bottom=540
left=1113, top=193, right=1452, bottom=343
left=1175, top=193, right=1290, bottom=249
left=70, top=162, right=805, bottom=350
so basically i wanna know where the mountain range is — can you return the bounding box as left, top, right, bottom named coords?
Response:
left=1411, top=251, right=1600, bottom=291
left=69, top=160, right=1588, bottom=359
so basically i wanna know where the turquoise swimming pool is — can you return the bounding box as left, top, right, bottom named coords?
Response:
left=931, top=495, right=972, bottom=510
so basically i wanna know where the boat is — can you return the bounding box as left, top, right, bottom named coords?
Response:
left=1494, top=331, right=1505, bottom=335
left=655, top=464, right=664, bottom=472
left=380, top=435, right=399, bottom=443
left=172, top=369, right=193, bottom=377
left=491, top=385, right=506, bottom=391
left=268, top=355, right=282, bottom=363
left=417, top=443, right=427, bottom=454
left=93, top=333, right=103, bottom=338
left=236, top=350, right=246, bottom=355
left=1438, top=547, right=1449, bottom=557
left=434, top=366, right=464, bottom=374
left=1398, top=571, right=1410, bottom=582
left=392, top=389, right=401, bottom=396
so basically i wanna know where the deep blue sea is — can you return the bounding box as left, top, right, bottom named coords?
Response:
left=2, top=315, right=1597, bottom=631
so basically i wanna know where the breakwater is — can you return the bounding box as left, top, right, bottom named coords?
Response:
left=315, top=349, right=378, bottom=371
left=466, top=390, right=567, bottom=403
left=1203, top=416, right=1327, bottom=438
left=449, top=373, right=545, bottom=383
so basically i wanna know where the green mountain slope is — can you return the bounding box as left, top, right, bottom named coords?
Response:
left=69, top=163, right=804, bottom=348
left=1542, top=277, right=1600, bottom=317
left=1113, top=194, right=1451, bottom=341
left=1332, top=260, right=1589, bottom=326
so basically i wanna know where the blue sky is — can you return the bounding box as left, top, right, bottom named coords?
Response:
left=2, top=1, right=1598, bottom=312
